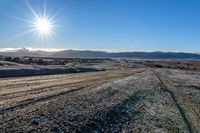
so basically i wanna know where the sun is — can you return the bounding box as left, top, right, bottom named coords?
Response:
left=35, top=18, right=52, bottom=34
left=12, top=1, right=58, bottom=40
left=33, top=17, right=54, bottom=36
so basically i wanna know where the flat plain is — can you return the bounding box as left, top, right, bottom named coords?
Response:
left=0, top=60, right=199, bottom=133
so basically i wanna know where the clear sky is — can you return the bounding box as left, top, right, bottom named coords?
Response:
left=0, top=0, right=199, bottom=52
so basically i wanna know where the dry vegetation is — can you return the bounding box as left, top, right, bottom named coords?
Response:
left=144, top=60, right=200, bottom=70
left=0, top=59, right=199, bottom=133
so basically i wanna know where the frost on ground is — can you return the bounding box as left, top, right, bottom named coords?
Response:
left=0, top=61, right=104, bottom=77
left=0, top=68, right=199, bottom=133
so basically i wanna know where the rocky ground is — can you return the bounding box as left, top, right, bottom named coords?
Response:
left=0, top=68, right=199, bottom=133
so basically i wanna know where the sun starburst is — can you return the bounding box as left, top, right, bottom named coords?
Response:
left=11, top=1, right=58, bottom=41
left=33, top=16, right=54, bottom=36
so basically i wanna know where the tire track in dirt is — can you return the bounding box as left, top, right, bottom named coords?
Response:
left=153, top=70, right=194, bottom=133
left=157, top=69, right=200, bottom=132
left=0, top=86, right=85, bottom=114
left=0, top=69, right=145, bottom=113
left=0, top=81, right=107, bottom=126
left=0, top=80, right=111, bottom=115
left=0, top=80, right=88, bottom=100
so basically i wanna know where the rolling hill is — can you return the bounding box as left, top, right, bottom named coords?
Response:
left=0, top=49, right=200, bottom=59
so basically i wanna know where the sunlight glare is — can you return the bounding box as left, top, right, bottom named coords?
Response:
left=34, top=17, right=53, bottom=35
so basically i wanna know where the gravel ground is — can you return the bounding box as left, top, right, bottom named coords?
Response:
left=0, top=68, right=199, bottom=133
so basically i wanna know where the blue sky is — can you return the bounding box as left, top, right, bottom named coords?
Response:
left=0, top=0, right=200, bottom=52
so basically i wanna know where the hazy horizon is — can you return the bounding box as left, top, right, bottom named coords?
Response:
left=0, top=47, right=200, bottom=54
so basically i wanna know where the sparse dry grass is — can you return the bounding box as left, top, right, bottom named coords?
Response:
left=144, top=60, right=200, bottom=70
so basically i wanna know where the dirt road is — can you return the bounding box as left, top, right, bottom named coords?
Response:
left=0, top=68, right=199, bottom=132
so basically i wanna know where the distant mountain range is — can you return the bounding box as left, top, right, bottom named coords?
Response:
left=0, top=49, right=200, bottom=59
